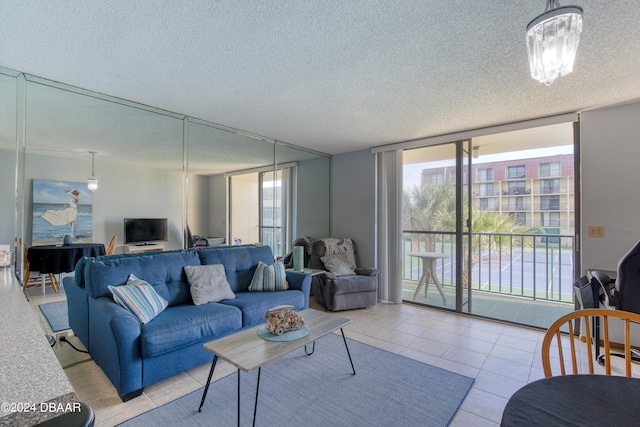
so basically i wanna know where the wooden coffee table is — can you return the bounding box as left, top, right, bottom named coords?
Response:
left=198, top=308, right=355, bottom=426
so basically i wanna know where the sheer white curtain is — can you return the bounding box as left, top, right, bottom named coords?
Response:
left=278, top=166, right=296, bottom=256
left=376, top=150, right=403, bottom=303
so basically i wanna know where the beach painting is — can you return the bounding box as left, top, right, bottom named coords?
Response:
left=32, top=179, right=93, bottom=245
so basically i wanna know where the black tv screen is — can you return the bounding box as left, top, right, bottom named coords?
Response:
left=124, top=218, right=168, bottom=244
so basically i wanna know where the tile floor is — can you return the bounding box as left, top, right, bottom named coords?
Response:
left=28, top=284, right=559, bottom=427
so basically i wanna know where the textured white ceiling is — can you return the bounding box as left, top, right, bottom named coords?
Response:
left=1, top=0, right=639, bottom=155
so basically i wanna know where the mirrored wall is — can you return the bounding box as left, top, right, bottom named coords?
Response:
left=0, top=66, right=331, bottom=278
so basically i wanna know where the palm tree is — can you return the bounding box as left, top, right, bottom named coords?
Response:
left=406, top=183, right=540, bottom=287
left=405, top=183, right=455, bottom=251
left=461, top=209, right=538, bottom=287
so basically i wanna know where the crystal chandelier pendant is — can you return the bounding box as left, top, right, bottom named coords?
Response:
left=526, top=0, right=583, bottom=86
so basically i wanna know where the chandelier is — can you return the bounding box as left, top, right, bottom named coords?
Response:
left=526, top=0, right=583, bottom=85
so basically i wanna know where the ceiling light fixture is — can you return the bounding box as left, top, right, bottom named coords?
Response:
left=87, top=151, right=98, bottom=191
left=526, top=0, right=583, bottom=86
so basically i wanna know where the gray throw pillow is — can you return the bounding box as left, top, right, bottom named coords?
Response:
left=321, top=253, right=355, bottom=276
left=184, top=264, right=235, bottom=305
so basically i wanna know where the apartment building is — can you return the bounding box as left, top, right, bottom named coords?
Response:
left=420, top=153, right=575, bottom=235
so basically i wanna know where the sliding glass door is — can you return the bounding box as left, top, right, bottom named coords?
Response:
left=229, top=165, right=295, bottom=257
left=400, top=122, right=578, bottom=328
left=402, top=141, right=469, bottom=310
left=465, top=124, right=577, bottom=326
left=259, top=167, right=293, bottom=257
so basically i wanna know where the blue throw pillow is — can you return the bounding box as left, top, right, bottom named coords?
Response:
left=249, top=261, right=289, bottom=292
left=108, top=274, right=168, bottom=324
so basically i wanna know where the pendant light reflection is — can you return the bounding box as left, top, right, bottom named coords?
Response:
left=87, top=151, right=98, bottom=191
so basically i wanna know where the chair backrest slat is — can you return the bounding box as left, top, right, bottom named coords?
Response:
left=603, top=316, right=611, bottom=375
left=625, top=318, right=632, bottom=376
left=542, top=308, right=640, bottom=378
left=582, top=314, right=594, bottom=374
left=568, top=320, right=578, bottom=374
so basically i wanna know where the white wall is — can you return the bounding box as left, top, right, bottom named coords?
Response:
left=187, top=173, right=210, bottom=237
left=208, top=174, right=227, bottom=239
left=330, top=149, right=376, bottom=267
left=21, top=153, right=185, bottom=253
left=581, top=101, right=640, bottom=273
left=296, top=156, right=331, bottom=239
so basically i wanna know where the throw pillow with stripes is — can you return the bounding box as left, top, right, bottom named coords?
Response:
left=249, top=261, right=289, bottom=292
left=108, top=274, right=168, bottom=324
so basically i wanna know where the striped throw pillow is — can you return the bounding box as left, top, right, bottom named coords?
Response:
left=249, top=261, right=289, bottom=292
left=108, top=274, right=168, bottom=324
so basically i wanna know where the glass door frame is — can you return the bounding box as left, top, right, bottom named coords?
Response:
left=458, top=139, right=473, bottom=314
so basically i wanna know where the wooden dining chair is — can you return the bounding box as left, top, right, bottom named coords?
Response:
left=106, top=235, right=117, bottom=255
left=22, top=243, right=59, bottom=293
left=542, top=308, right=640, bottom=378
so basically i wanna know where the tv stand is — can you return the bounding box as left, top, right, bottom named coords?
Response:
left=124, top=243, right=164, bottom=254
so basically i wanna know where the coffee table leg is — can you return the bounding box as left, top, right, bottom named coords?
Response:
left=304, top=341, right=316, bottom=355
left=253, top=367, right=261, bottom=427
left=340, top=328, right=356, bottom=375
left=198, top=355, right=218, bottom=412
left=237, top=369, right=241, bottom=427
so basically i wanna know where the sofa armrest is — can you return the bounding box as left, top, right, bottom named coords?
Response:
left=62, top=276, right=90, bottom=348
left=285, top=270, right=312, bottom=309
left=356, top=267, right=379, bottom=277
left=88, top=296, right=144, bottom=398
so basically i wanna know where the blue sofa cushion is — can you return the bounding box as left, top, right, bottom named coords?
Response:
left=74, top=248, right=191, bottom=288
left=197, top=246, right=275, bottom=293
left=220, top=290, right=305, bottom=327
left=85, top=251, right=200, bottom=306
left=140, top=303, right=242, bottom=358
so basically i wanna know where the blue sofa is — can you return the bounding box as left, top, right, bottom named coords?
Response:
left=63, top=245, right=311, bottom=400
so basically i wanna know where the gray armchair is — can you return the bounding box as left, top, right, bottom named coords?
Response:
left=309, top=237, right=378, bottom=311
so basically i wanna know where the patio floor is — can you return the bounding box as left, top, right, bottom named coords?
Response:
left=402, top=279, right=574, bottom=329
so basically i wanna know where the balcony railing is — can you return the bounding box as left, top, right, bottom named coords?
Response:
left=403, top=230, right=575, bottom=304
left=507, top=204, right=528, bottom=211
left=502, top=188, right=531, bottom=195
left=541, top=186, right=561, bottom=194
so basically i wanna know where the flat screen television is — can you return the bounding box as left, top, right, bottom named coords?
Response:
left=124, top=218, right=168, bottom=245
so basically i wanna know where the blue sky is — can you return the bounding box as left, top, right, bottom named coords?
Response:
left=32, top=179, right=93, bottom=205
